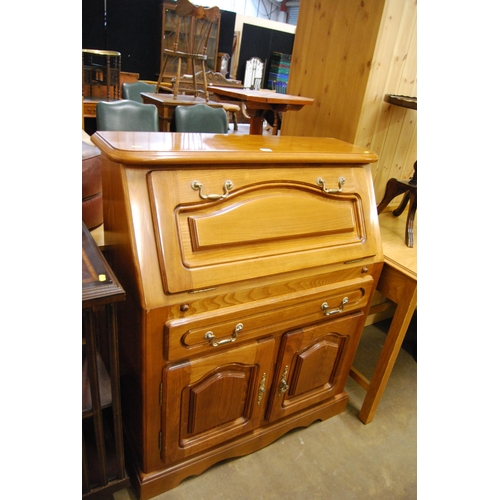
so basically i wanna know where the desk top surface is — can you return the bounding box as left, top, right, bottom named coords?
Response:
left=91, top=131, right=377, bottom=165
left=209, top=87, right=315, bottom=106
left=378, top=210, right=417, bottom=279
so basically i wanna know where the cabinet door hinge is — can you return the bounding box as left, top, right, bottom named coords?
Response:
left=159, top=382, right=163, bottom=406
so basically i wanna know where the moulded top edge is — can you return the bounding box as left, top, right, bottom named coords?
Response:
left=91, top=132, right=378, bottom=165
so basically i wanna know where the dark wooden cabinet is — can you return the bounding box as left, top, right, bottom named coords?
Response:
left=82, top=223, right=129, bottom=498
left=91, top=132, right=384, bottom=499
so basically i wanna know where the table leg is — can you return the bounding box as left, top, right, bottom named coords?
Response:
left=356, top=264, right=417, bottom=424
left=249, top=115, right=264, bottom=135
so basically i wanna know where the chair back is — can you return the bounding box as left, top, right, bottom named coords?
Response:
left=122, top=81, right=156, bottom=103
left=173, top=104, right=227, bottom=133
left=96, top=100, right=159, bottom=132
left=157, top=3, right=221, bottom=99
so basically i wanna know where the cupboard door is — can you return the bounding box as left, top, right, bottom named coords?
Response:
left=266, top=313, right=364, bottom=422
left=161, top=337, right=275, bottom=464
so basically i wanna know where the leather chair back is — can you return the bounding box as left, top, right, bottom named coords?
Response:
left=122, top=82, right=156, bottom=103
left=96, top=100, right=159, bottom=132
left=173, top=104, right=227, bottom=133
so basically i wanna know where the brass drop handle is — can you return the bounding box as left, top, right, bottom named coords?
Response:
left=317, top=176, right=346, bottom=194
left=278, top=366, right=289, bottom=397
left=191, top=179, right=234, bottom=200
left=321, top=297, right=348, bottom=316
left=205, top=323, right=243, bottom=347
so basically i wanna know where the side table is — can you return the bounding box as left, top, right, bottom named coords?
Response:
left=82, top=222, right=129, bottom=498
left=350, top=210, right=417, bottom=424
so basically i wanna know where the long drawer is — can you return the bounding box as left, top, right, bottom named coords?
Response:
left=164, top=275, right=374, bottom=361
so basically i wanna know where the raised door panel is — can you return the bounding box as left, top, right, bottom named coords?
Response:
left=161, top=337, right=275, bottom=465
left=148, top=167, right=377, bottom=293
left=266, top=313, right=365, bottom=422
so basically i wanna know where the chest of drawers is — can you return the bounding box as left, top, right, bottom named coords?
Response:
left=92, top=132, right=384, bottom=499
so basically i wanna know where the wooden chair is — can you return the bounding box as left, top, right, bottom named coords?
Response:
left=172, top=103, right=227, bottom=133
left=96, top=100, right=159, bottom=132
left=376, top=161, right=417, bottom=248
left=156, top=1, right=221, bottom=101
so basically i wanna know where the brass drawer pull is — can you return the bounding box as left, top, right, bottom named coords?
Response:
left=321, top=297, right=348, bottom=316
left=191, top=179, right=234, bottom=200
left=204, top=322, right=243, bottom=347
left=316, top=176, right=346, bottom=194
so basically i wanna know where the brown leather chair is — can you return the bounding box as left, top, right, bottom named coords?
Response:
left=82, top=142, right=103, bottom=230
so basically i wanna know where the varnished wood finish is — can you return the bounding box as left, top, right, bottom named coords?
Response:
left=82, top=223, right=129, bottom=498
left=209, top=87, right=314, bottom=135
left=92, top=132, right=384, bottom=499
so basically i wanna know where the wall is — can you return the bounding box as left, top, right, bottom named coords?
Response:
left=281, top=0, right=417, bottom=205
left=354, top=0, right=417, bottom=203
left=232, top=15, right=295, bottom=81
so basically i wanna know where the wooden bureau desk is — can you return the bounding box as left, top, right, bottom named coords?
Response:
left=91, top=131, right=383, bottom=499
left=350, top=209, right=417, bottom=424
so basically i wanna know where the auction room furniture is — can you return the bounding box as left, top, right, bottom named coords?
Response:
left=157, top=1, right=221, bottom=100
left=83, top=49, right=121, bottom=100
left=141, top=92, right=225, bottom=131
left=122, top=81, right=156, bottom=103
left=350, top=209, right=417, bottom=424
left=82, top=222, right=129, bottom=498
left=173, top=103, right=227, bottom=132
left=209, top=86, right=314, bottom=135
left=376, top=95, right=417, bottom=248
left=160, top=1, right=220, bottom=81
left=96, top=100, right=159, bottom=132
left=243, top=56, right=264, bottom=89
left=82, top=49, right=122, bottom=130
left=91, top=131, right=384, bottom=499
left=82, top=142, right=103, bottom=230
left=178, top=70, right=243, bottom=130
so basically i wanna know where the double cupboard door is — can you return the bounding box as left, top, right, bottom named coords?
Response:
left=161, top=312, right=364, bottom=465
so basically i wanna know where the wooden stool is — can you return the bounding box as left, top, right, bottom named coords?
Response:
left=376, top=161, right=417, bottom=248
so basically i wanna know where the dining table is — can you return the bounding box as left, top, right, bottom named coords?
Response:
left=141, top=92, right=226, bottom=132
left=209, top=87, right=314, bottom=135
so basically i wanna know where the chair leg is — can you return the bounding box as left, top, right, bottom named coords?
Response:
left=377, top=178, right=410, bottom=214
left=393, top=191, right=410, bottom=217
left=404, top=190, right=417, bottom=248
left=200, top=60, right=209, bottom=102
left=174, top=57, right=182, bottom=100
